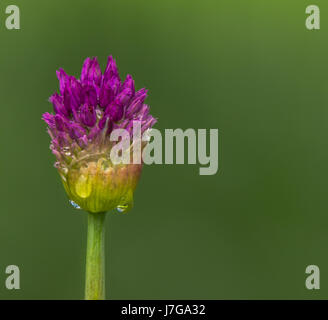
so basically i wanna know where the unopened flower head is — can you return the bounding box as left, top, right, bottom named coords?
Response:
left=42, top=56, right=157, bottom=213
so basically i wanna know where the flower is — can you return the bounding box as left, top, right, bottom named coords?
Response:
left=42, top=56, right=157, bottom=213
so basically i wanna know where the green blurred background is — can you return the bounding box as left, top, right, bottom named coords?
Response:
left=0, top=0, right=327, bottom=299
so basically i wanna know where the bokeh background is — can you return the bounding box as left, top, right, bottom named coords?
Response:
left=0, top=0, right=327, bottom=299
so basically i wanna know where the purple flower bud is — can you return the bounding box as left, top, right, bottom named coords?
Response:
left=109, top=77, right=121, bottom=97
left=70, top=108, right=79, bottom=124
left=54, top=114, right=68, bottom=131
left=125, top=120, right=135, bottom=136
left=99, top=81, right=112, bottom=109
left=114, top=119, right=129, bottom=129
left=98, top=114, right=113, bottom=135
left=43, top=55, right=157, bottom=215
left=81, top=57, right=102, bottom=88
left=56, top=132, right=70, bottom=147
left=105, top=102, right=123, bottom=122
left=88, top=125, right=100, bottom=140
left=42, top=112, right=55, bottom=129
left=49, top=93, right=69, bottom=118
left=121, top=74, right=135, bottom=95
left=63, top=88, right=74, bottom=113
left=104, top=56, right=120, bottom=81
left=98, top=114, right=110, bottom=130
left=90, top=58, right=102, bottom=87
left=81, top=57, right=92, bottom=85
left=135, top=104, right=150, bottom=120
left=80, top=104, right=97, bottom=127
left=68, top=76, right=82, bottom=109
left=141, top=115, right=157, bottom=133
left=115, top=87, right=133, bottom=107
left=125, top=90, right=147, bottom=118
left=68, top=123, right=86, bottom=140
left=56, top=69, right=69, bottom=95
left=82, top=85, right=97, bottom=107
left=135, top=88, right=148, bottom=99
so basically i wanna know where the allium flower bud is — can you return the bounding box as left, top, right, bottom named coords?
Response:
left=43, top=56, right=157, bottom=214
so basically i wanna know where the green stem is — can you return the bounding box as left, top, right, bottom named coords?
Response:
left=85, top=212, right=106, bottom=300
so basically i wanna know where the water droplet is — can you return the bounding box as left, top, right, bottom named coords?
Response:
left=116, top=204, right=129, bottom=213
left=55, top=163, right=68, bottom=175
left=69, top=200, right=81, bottom=209
left=96, top=109, right=103, bottom=119
left=60, top=147, right=71, bottom=157
left=75, top=175, right=92, bottom=198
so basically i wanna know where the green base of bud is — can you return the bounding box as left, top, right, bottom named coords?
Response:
left=60, top=156, right=142, bottom=213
